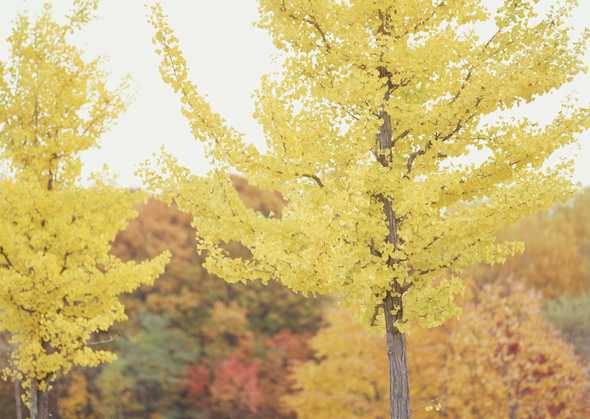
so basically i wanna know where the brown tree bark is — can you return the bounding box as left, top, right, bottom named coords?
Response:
left=39, top=390, right=50, bottom=419
left=28, top=380, right=51, bottom=419
left=30, top=380, right=38, bottom=419
left=376, top=73, right=411, bottom=417
left=384, top=292, right=410, bottom=419
left=14, top=379, right=23, bottom=419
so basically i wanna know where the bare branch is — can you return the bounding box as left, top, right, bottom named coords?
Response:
left=60, top=252, right=71, bottom=274
left=280, top=1, right=332, bottom=52
left=87, top=337, right=115, bottom=346
left=301, top=173, right=324, bottom=187
left=406, top=96, right=483, bottom=176
left=303, top=16, right=332, bottom=51
left=0, top=246, right=14, bottom=268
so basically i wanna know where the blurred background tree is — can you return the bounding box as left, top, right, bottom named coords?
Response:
left=0, top=177, right=587, bottom=418
left=285, top=279, right=590, bottom=419
left=472, top=190, right=590, bottom=298
left=52, top=180, right=325, bottom=419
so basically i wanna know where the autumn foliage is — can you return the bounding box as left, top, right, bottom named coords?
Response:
left=286, top=279, right=590, bottom=419
left=283, top=308, right=389, bottom=419
left=0, top=4, right=168, bottom=417
left=0, top=1, right=589, bottom=418
left=48, top=181, right=321, bottom=419
left=147, top=2, right=590, bottom=415
left=423, top=280, right=590, bottom=418
left=0, top=182, right=586, bottom=418
left=474, top=190, right=590, bottom=298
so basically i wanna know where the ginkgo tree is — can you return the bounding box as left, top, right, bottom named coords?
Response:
left=147, top=1, right=590, bottom=417
left=0, top=2, right=169, bottom=418
left=284, top=281, right=590, bottom=419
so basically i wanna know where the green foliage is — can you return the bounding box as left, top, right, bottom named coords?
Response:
left=118, top=312, right=200, bottom=384
left=544, top=294, right=590, bottom=363
left=97, top=312, right=200, bottom=418
left=231, top=280, right=325, bottom=336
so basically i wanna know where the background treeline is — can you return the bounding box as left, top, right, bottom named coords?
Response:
left=1, top=180, right=588, bottom=418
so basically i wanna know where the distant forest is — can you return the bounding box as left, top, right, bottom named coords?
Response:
left=1, top=180, right=588, bottom=418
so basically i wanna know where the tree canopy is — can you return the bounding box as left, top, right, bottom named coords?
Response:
left=0, top=3, right=169, bottom=415
left=147, top=0, right=590, bottom=327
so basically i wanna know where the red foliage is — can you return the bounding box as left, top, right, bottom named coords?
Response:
left=185, top=363, right=210, bottom=398
left=266, top=330, right=311, bottom=364
left=210, top=352, right=263, bottom=414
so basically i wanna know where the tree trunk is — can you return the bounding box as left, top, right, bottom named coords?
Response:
left=376, top=100, right=411, bottom=418
left=375, top=57, right=411, bottom=417
left=30, top=380, right=38, bottom=419
left=28, top=380, right=51, bottom=419
left=39, top=390, right=50, bottom=419
left=384, top=292, right=411, bottom=419
left=14, top=379, right=23, bottom=419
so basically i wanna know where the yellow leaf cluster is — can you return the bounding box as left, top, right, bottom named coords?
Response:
left=283, top=307, right=388, bottom=419
left=417, top=280, right=590, bottom=418
left=0, top=2, right=169, bottom=391
left=147, top=0, right=590, bottom=328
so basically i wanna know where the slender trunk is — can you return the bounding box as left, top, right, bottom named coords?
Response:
left=39, top=390, right=49, bottom=419
left=30, top=380, right=38, bottom=419
left=509, top=404, right=518, bottom=419
left=28, top=380, right=51, bottom=419
left=376, top=100, right=411, bottom=418
left=384, top=292, right=411, bottom=419
left=14, top=379, right=23, bottom=419
left=375, top=48, right=410, bottom=414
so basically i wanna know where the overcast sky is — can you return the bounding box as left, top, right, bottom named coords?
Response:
left=1, top=0, right=589, bottom=186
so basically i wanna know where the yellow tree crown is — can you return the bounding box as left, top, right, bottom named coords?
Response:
left=147, top=0, right=590, bottom=327
left=0, top=1, right=169, bottom=391
left=0, top=0, right=125, bottom=190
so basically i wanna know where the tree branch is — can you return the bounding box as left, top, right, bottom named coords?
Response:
left=0, top=246, right=14, bottom=268
left=300, top=173, right=324, bottom=187
left=280, top=1, right=332, bottom=52
left=303, top=16, right=332, bottom=51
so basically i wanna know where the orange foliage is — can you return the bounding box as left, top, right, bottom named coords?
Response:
left=475, top=190, right=590, bottom=298
left=230, top=176, right=284, bottom=217
left=210, top=353, right=263, bottom=415
left=57, top=371, right=99, bottom=419
left=185, top=363, right=210, bottom=398
left=287, top=280, right=590, bottom=418
left=112, top=199, right=202, bottom=317
left=259, top=330, right=312, bottom=418
left=185, top=307, right=311, bottom=418
left=420, top=280, right=590, bottom=418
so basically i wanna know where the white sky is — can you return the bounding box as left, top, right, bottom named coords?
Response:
left=1, top=0, right=589, bottom=186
